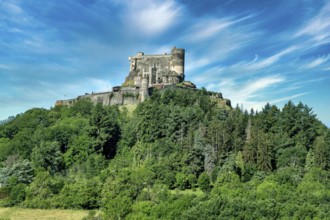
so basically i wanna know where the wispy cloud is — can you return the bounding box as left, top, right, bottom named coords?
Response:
left=181, top=12, right=261, bottom=78
left=185, top=56, right=212, bottom=72
left=246, top=46, right=298, bottom=70
left=0, top=1, right=32, bottom=25
left=295, top=2, right=330, bottom=46
left=235, top=75, right=285, bottom=101
left=205, top=74, right=294, bottom=111
left=234, top=92, right=307, bottom=112
left=184, top=14, right=254, bottom=42
left=118, top=0, right=182, bottom=36
left=304, top=54, right=330, bottom=69
left=271, top=93, right=307, bottom=104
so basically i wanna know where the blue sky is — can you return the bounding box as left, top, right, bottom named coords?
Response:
left=0, top=0, right=330, bottom=126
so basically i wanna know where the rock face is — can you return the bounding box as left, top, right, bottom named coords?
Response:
left=55, top=47, right=231, bottom=108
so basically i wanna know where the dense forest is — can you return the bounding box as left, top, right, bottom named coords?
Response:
left=0, top=88, right=329, bottom=219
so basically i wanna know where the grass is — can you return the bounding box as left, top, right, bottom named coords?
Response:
left=0, top=207, right=90, bottom=220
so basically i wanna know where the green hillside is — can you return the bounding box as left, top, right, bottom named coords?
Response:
left=0, top=88, right=329, bottom=219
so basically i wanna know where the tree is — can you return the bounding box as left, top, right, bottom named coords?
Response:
left=198, top=172, right=211, bottom=192
left=31, top=141, right=64, bottom=174
left=185, top=131, right=204, bottom=176
left=70, top=98, right=93, bottom=117
left=176, top=172, right=189, bottom=190
left=9, top=183, right=26, bottom=205
left=256, top=131, right=273, bottom=172
left=0, top=157, right=34, bottom=186
left=235, top=151, right=245, bottom=179
left=313, top=131, right=330, bottom=170
left=89, top=104, right=120, bottom=158
left=277, top=144, right=307, bottom=168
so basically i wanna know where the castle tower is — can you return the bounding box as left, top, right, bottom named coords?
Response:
left=170, top=47, right=185, bottom=78
left=139, top=77, right=149, bottom=102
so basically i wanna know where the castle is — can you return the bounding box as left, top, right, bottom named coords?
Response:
left=125, top=47, right=185, bottom=87
left=55, top=47, right=230, bottom=107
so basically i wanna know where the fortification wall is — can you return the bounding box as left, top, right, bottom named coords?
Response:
left=55, top=89, right=143, bottom=107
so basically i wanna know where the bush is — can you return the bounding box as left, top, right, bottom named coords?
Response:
left=9, top=183, right=26, bottom=205
left=198, top=172, right=211, bottom=192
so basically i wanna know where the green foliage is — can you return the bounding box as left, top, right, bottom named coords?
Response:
left=0, top=89, right=329, bottom=219
left=0, top=158, right=34, bottom=186
left=277, top=144, right=307, bottom=168
left=54, top=177, right=102, bottom=209
left=9, top=183, right=26, bottom=206
left=187, top=174, right=197, bottom=188
left=31, top=141, right=64, bottom=174
left=23, top=171, right=57, bottom=208
left=198, top=172, right=211, bottom=192
left=0, top=138, right=11, bottom=162
left=89, top=104, right=120, bottom=159
left=70, top=98, right=94, bottom=117
left=313, top=131, right=330, bottom=170
left=175, top=173, right=189, bottom=190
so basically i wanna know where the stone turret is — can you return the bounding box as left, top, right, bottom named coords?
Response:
left=139, top=77, right=149, bottom=102
left=170, top=47, right=185, bottom=76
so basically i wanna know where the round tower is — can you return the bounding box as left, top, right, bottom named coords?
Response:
left=170, top=47, right=185, bottom=77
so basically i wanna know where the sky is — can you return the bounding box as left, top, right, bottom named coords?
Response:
left=0, top=0, right=330, bottom=126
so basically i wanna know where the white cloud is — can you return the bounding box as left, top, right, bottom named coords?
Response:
left=205, top=75, right=287, bottom=111
left=185, top=57, right=212, bottom=72
left=178, top=13, right=260, bottom=70
left=185, top=14, right=254, bottom=42
left=304, top=55, right=330, bottom=69
left=0, top=1, right=32, bottom=25
left=191, top=65, right=227, bottom=85
left=120, top=0, right=182, bottom=35
left=295, top=2, right=330, bottom=45
left=271, top=93, right=307, bottom=104
left=246, top=46, right=298, bottom=70
left=234, top=92, right=306, bottom=112
left=237, top=75, right=285, bottom=100
left=186, top=18, right=233, bottom=42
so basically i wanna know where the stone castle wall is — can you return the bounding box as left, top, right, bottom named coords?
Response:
left=125, top=47, right=185, bottom=87
left=55, top=88, right=142, bottom=107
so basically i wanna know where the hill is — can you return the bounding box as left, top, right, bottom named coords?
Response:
left=0, top=88, right=330, bottom=219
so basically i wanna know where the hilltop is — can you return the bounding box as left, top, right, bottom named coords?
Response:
left=0, top=87, right=330, bottom=219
